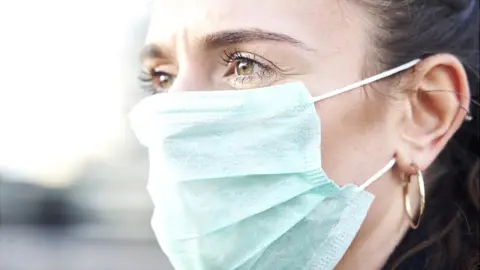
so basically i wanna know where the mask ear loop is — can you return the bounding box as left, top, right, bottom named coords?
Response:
left=309, top=59, right=476, bottom=122
left=357, top=95, right=475, bottom=190
left=359, top=159, right=396, bottom=190
left=310, top=59, right=421, bottom=103
left=356, top=93, right=475, bottom=190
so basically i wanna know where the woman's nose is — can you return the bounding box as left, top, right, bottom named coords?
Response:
left=167, top=65, right=214, bottom=93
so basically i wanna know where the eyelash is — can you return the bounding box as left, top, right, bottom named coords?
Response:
left=220, top=49, right=277, bottom=85
left=138, top=49, right=278, bottom=93
left=138, top=70, right=153, bottom=93
left=138, top=67, right=176, bottom=95
left=220, top=49, right=268, bottom=70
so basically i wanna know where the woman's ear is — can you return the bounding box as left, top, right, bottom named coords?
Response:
left=395, top=54, right=471, bottom=172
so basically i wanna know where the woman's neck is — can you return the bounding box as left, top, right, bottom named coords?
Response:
left=335, top=196, right=411, bottom=270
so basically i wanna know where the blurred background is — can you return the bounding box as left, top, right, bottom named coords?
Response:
left=0, top=1, right=174, bottom=269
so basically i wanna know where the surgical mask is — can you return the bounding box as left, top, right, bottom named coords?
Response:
left=129, top=59, right=420, bottom=270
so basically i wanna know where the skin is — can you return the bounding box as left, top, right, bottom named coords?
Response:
left=142, top=0, right=471, bottom=268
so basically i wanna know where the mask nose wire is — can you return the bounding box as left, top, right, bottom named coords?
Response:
left=359, top=159, right=396, bottom=190
left=310, top=59, right=421, bottom=103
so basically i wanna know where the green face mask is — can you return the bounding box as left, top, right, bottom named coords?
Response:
left=129, top=60, right=419, bottom=270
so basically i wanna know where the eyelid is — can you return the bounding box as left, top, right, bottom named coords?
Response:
left=218, top=49, right=281, bottom=89
left=138, top=69, right=156, bottom=94
left=138, top=66, right=177, bottom=94
left=147, top=63, right=178, bottom=77
left=221, top=50, right=275, bottom=70
left=237, top=50, right=290, bottom=75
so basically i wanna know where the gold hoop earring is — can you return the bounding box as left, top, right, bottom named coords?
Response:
left=403, top=164, right=426, bottom=229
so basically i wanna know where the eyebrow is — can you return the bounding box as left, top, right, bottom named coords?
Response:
left=202, top=28, right=312, bottom=50
left=140, top=44, right=168, bottom=62
left=141, top=28, right=312, bottom=61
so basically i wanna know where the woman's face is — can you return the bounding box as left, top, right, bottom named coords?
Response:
left=144, top=0, right=413, bottom=267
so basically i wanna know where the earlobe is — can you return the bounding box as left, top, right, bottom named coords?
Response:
left=398, top=54, right=471, bottom=171
left=394, top=151, right=418, bottom=176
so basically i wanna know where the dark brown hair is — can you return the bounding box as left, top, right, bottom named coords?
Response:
left=355, top=0, right=479, bottom=269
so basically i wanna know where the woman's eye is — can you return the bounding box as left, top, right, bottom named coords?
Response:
left=220, top=51, right=278, bottom=89
left=235, top=59, right=256, bottom=76
left=155, top=72, right=175, bottom=89
left=138, top=68, right=176, bottom=94
left=227, top=58, right=276, bottom=89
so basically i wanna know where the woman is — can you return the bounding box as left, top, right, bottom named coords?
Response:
left=129, top=0, right=479, bottom=269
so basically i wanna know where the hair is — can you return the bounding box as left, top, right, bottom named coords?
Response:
left=354, top=0, right=479, bottom=269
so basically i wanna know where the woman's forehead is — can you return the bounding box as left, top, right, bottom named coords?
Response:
left=146, top=0, right=367, bottom=51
